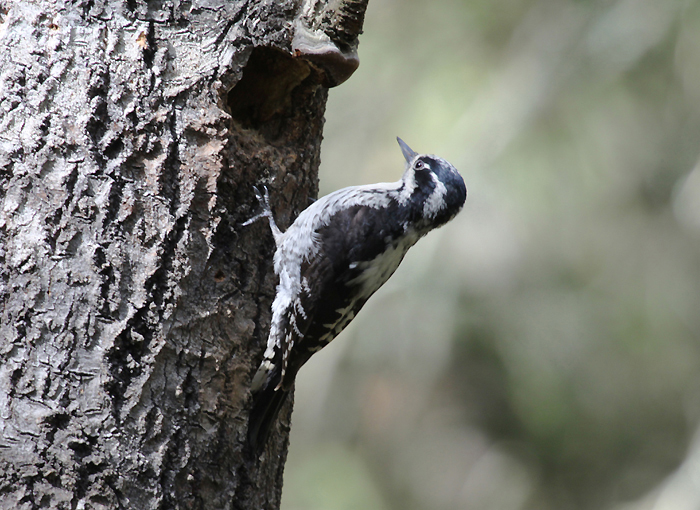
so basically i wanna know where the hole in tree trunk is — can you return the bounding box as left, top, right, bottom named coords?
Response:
left=227, top=47, right=318, bottom=137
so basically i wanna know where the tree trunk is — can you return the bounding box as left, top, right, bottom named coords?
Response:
left=0, top=1, right=367, bottom=508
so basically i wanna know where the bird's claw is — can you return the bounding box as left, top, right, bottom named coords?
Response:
left=242, top=185, right=273, bottom=227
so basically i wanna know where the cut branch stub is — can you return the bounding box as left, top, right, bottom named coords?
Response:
left=292, top=0, right=369, bottom=87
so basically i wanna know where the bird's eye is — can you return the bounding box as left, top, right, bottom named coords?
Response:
left=415, top=160, right=424, bottom=170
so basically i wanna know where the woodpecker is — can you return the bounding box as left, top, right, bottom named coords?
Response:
left=244, top=138, right=466, bottom=454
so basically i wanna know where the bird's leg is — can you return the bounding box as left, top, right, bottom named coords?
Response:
left=242, top=186, right=283, bottom=243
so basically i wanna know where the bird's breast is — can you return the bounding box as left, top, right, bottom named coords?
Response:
left=346, top=230, right=420, bottom=297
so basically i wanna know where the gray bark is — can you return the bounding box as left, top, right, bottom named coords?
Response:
left=0, top=0, right=367, bottom=508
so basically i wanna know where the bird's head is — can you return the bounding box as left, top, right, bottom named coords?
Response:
left=397, top=137, right=467, bottom=227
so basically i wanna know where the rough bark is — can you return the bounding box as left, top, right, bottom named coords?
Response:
left=0, top=0, right=368, bottom=508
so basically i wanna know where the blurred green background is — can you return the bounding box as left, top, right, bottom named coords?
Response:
left=281, top=0, right=700, bottom=509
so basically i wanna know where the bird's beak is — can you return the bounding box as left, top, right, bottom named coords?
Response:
left=397, top=137, right=417, bottom=163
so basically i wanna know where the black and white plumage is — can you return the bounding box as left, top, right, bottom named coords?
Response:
left=245, top=138, right=467, bottom=453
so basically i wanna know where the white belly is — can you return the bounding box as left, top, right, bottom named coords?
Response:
left=348, top=231, right=420, bottom=298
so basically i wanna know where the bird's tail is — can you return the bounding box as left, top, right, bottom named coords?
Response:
left=247, top=366, right=289, bottom=456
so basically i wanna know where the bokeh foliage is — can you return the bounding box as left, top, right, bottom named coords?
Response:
left=282, top=1, right=700, bottom=509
